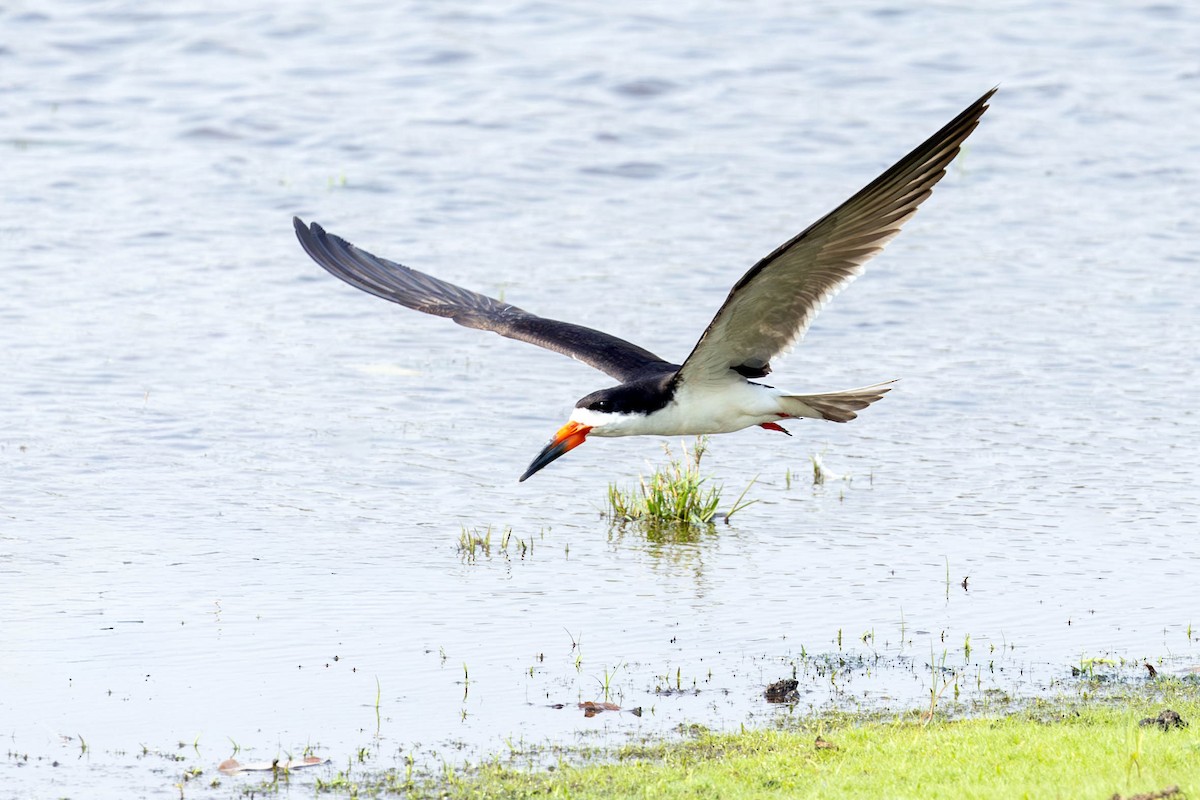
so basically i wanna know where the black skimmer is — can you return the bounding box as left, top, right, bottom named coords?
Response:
left=295, top=88, right=993, bottom=481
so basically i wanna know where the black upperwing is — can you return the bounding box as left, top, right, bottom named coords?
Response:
left=294, top=219, right=674, bottom=383
left=675, top=88, right=995, bottom=388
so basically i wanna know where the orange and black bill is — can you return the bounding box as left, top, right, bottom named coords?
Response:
left=519, top=421, right=592, bottom=482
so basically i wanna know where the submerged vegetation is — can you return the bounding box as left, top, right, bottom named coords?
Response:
left=605, top=438, right=757, bottom=535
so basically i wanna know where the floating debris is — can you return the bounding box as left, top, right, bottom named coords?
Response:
left=1138, top=709, right=1187, bottom=731
left=1109, top=786, right=1181, bottom=800
left=580, top=701, right=620, bottom=717
left=764, top=678, right=799, bottom=703
left=218, top=756, right=328, bottom=775
left=548, top=701, right=642, bottom=718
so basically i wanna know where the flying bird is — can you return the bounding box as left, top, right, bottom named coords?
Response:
left=295, top=89, right=993, bottom=481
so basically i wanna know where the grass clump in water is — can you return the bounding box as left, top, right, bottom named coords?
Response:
left=606, top=438, right=756, bottom=534
left=457, top=525, right=495, bottom=561
left=457, top=525, right=539, bottom=561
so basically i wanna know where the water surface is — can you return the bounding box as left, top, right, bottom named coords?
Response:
left=3, top=1, right=1199, bottom=796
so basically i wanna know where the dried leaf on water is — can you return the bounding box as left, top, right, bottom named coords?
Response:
left=580, top=701, right=621, bottom=717
left=549, top=701, right=641, bottom=717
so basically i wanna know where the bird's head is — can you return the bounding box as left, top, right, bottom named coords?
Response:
left=518, top=379, right=675, bottom=481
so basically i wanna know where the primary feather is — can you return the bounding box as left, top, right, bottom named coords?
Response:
left=676, top=88, right=995, bottom=388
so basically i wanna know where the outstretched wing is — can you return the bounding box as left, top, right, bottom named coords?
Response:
left=294, top=219, right=672, bottom=382
left=677, top=88, right=995, bottom=386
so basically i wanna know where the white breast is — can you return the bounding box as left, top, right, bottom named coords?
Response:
left=570, top=381, right=790, bottom=438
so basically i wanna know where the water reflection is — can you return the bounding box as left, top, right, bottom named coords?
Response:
left=606, top=518, right=723, bottom=584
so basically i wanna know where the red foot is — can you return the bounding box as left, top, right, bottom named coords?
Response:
left=759, top=422, right=791, bottom=436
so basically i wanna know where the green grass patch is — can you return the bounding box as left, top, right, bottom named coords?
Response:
left=315, top=683, right=1200, bottom=799
left=606, top=438, right=756, bottom=537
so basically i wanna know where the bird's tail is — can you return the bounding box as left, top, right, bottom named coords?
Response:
left=781, top=380, right=896, bottom=423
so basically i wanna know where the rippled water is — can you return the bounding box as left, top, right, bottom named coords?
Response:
left=3, top=1, right=1200, bottom=796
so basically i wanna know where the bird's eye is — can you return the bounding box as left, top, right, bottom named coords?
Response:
left=592, top=399, right=611, bottom=412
